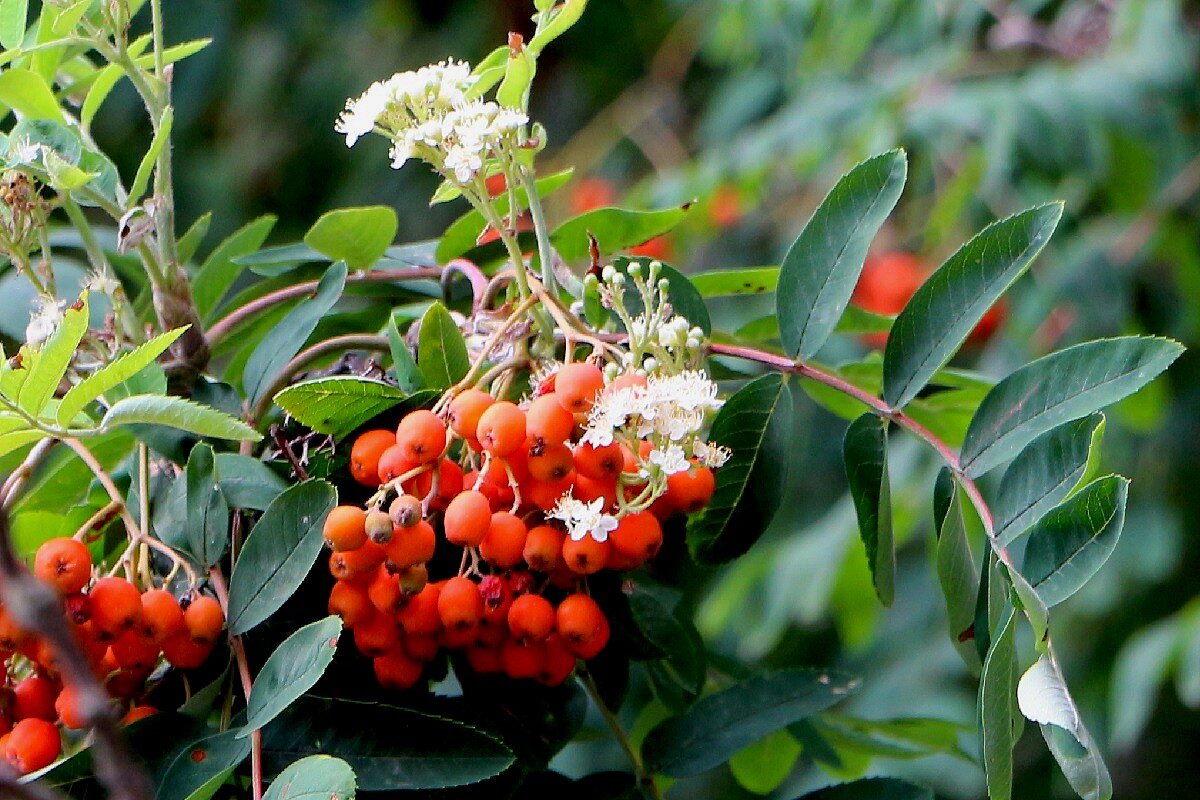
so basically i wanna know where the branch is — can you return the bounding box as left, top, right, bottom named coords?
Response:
left=247, top=334, right=391, bottom=424
left=579, top=669, right=663, bottom=800
left=61, top=438, right=142, bottom=541
left=208, top=567, right=263, bottom=800
left=0, top=509, right=153, bottom=800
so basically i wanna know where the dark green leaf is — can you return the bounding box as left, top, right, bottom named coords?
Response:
left=933, top=469, right=980, bottom=671
left=642, top=668, right=858, bottom=777
left=687, top=374, right=791, bottom=565
left=273, top=377, right=406, bottom=438
left=417, top=302, right=469, bottom=389
left=243, top=616, right=342, bottom=735
left=263, top=696, right=514, bottom=791
left=1021, top=475, right=1128, bottom=607
left=101, top=395, right=261, bottom=441
left=214, top=454, right=287, bottom=511
left=960, top=337, right=1183, bottom=476
left=551, top=205, right=689, bottom=265
left=235, top=243, right=325, bottom=276
left=304, top=206, right=398, bottom=271
left=612, top=256, right=711, bottom=334
left=156, top=729, right=251, bottom=800
left=194, top=215, right=277, bottom=321
left=628, top=585, right=705, bottom=707
left=264, top=755, right=356, bottom=800
left=777, top=150, right=906, bottom=360
left=186, top=443, right=228, bottom=568
left=242, top=262, right=347, bottom=404
left=228, top=480, right=337, bottom=634
left=980, top=608, right=1019, bottom=800
left=387, top=312, right=424, bottom=394
left=994, top=415, right=1105, bottom=546
left=844, top=413, right=893, bottom=606
left=794, top=777, right=934, bottom=800
left=882, top=203, right=1062, bottom=409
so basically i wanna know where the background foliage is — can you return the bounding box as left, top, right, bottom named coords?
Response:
left=3, top=0, right=1198, bottom=798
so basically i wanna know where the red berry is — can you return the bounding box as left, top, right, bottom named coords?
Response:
left=350, top=429, right=396, bottom=487
left=33, top=538, right=92, bottom=595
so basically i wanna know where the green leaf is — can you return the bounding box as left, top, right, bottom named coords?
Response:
left=186, top=443, right=228, bottom=568
left=57, top=327, right=187, bottom=425
left=642, top=668, right=858, bottom=777
left=960, top=337, right=1183, bottom=476
left=628, top=585, right=705, bottom=707
left=528, top=0, right=588, bottom=54
left=551, top=205, right=688, bottom=265
left=1017, top=655, right=1112, bottom=800
left=435, top=169, right=572, bottom=262
left=178, top=212, right=213, bottom=265
left=243, top=616, right=342, bottom=736
left=612, top=256, right=711, bottom=334
left=687, top=374, right=791, bottom=565
left=304, top=206, right=398, bottom=271
left=1021, top=475, right=1128, bottom=607
left=980, top=608, right=1019, bottom=800
left=730, top=729, right=800, bottom=795
left=128, top=106, right=171, bottom=204
left=777, top=150, right=906, bottom=360
left=387, top=313, right=424, bottom=395
left=691, top=267, right=779, bottom=298
left=264, top=755, right=356, bottom=800
left=496, top=47, right=535, bottom=108
left=214, top=454, right=287, bottom=511
left=994, top=414, right=1105, bottom=546
left=156, top=729, right=251, bottom=800
left=274, top=377, right=405, bottom=438
left=228, top=480, right=336, bottom=634
left=882, top=203, right=1062, bottom=409
left=0, top=0, right=28, bottom=50
left=242, top=262, right=347, bottom=405
left=20, top=292, right=88, bottom=416
left=843, top=413, right=893, bottom=606
left=933, top=469, right=980, bottom=671
left=101, top=395, right=261, bottom=441
left=194, top=215, right=277, bottom=321
left=235, top=243, right=324, bottom=276
left=796, top=777, right=935, bottom=800
left=263, top=696, right=514, bottom=791
left=417, top=302, right=469, bottom=389
left=0, top=67, right=62, bottom=120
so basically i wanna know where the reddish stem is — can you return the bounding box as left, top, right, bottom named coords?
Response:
left=208, top=567, right=263, bottom=800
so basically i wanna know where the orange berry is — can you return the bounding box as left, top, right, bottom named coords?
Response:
left=88, top=577, right=143, bottom=637
left=440, top=622, right=479, bottom=649
left=352, top=610, right=399, bottom=658
left=562, top=535, right=609, bottom=575
left=443, top=491, right=492, bottom=547
left=5, top=718, right=60, bottom=773
left=539, top=634, right=577, bottom=686
left=33, top=538, right=92, bottom=595
left=571, top=611, right=610, bottom=659
left=406, top=458, right=464, bottom=511
left=139, top=589, right=184, bottom=645
left=574, top=441, right=624, bottom=481
left=367, top=567, right=403, bottom=614
left=448, top=389, right=495, bottom=439
left=507, top=594, right=555, bottom=642
left=556, top=594, right=605, bottom=650
left=383, top=520, right=436, bottom=570
left=609, top=512, right=663, bottom=561
left=606, top=546, right=645, bottom=571
left=111, top=631, right=159, bottom=672
left=609, top=371, right=648, bottom=393
left=708, top=183, right=742, bottom=228
left=969, top=298, right=1007, bottom=345
left=554, top=363, right=605, bottom=413
left=852, top=252, right=926, bottom=348
left=350, top=429, right=396, bottom=487
left=121, top=705, right=157, bottom=725
left=522, top=473, right=574, bottom=512
left=0, top=608, right=28, bottom=650
left=525, top=394, right=575, bottom=445
left=666, top=466, right=716, bottom=515
left=527, top=443, right=574, bottom=483
left=183, top=595, right=224, bottom=646
left=328, top=541, right=386, bottom=584
left=630, top=235, right=673, bottom=261
left=569, top=176, right=617, bottom=215
left=479, top=512, right=527, bottom=568
left=396, top=563, right=428, bottom=596
left=376, top=445, right=417, bottom=484
left=162, top=633, right=213, bottom=670
left=105, top=665, right=152, bottom=699
left=404, top=633, right=440, bottom=662
left=323, top=506, right=367, bottom=552
left=12, top=676, right=58, bottom=722
left=398, top=583, right=442, bottom=637
left=466, top=644, right=502, bottom=674
left=523, top=525, right=565, bottom=572
left=437, top=577, right=483, bottom=632
left=501, top=639, right=545, bottom=680
left=476, top=402, right=526, bottom=456
left=54, top=684, right=90, bottom=730
left=373, top=647, right=423, bottom=690
left=573, top=474, right=617, bottom=510
left=469, top=471, right=514, bottom=513
left=395, top=410, right=447, bottom=465
left=328, top=581, right=373, bottom=628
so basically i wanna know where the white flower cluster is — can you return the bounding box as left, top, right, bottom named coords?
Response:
left=548, top=492, right=619, bottom=543
left=336, top=59, right=527, bottom=184
left=581, top=371, right=724, bottom=456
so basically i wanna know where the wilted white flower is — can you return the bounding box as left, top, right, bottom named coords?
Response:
left=549, top=491, right=618, bottom=543
left=25, top=296, right=65, bottom=345
left=693, top=439, right=731, bottom=468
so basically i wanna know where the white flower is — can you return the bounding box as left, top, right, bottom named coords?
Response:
left=444, top=144, right=484, bottom=183
left=648, top=444, right=690, bottom=475
left=336, top=80, right=393, bottom=147
left=693, top=439, right=731, bottom=468
left=9, top=136, right=43, bottom=164
left=25, top=296, right=65, bottom=346
left=580, top=386, right=640, bottom=447
left=549, top=491, right=619, bottom=543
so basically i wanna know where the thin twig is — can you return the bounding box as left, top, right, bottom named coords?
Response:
left=0, top=439, right=56, bottom=510
left=61, top=438, right=142, bottom=541
left=208, top=568, right=263, bottom=800
left=579, top=669, right=663, bottom=800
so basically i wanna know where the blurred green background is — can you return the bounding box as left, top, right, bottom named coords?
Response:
left=97, top=0, right=1200, bottom=797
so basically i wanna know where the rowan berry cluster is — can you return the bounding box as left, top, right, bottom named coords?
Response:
left=323, top=263, right=729, bottom=691
left=0, top=537, right=224, bottom=774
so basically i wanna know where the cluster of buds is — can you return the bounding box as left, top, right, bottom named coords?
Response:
left=0, top=539, right=224, bottom=774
